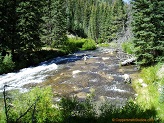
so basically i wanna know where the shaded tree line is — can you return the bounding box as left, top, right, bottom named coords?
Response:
left=66, top=0, right=127, bottom=43
left=0, top=0, right=127, bottom=72
left=0, top=0, right=127, bottom=55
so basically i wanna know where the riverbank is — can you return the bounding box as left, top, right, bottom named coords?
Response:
left=0, top=38, right=97, bottom=75
left=132, top=64, right=164, bottom=122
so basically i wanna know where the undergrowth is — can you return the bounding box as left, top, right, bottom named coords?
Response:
left=0, top=86, right=161, bottom=123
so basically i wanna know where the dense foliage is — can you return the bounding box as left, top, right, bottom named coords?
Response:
left=0, top=87, right=159, bottom=123
left=62, top=38, right=96, bottom=53
left=0, top=54, right=15, bottom=74
left=132, top=0, right=164, bottom=65
left=66, top=0, right=126, bottom=42
left=0, top=0, right=127, bottom=74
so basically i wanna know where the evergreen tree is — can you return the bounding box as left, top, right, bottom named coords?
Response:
left=41, top=0, right=56, bottom=47
left=132, top=0, right=164, bottom=65
left=53, top=0, right=67, bottom=47
left=0, top=0, right=18, bottom=55
left=17, top=0, right=44, bottom=52
left=111, top=0, right=126, bottom=40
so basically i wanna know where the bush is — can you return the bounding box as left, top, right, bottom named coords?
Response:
left=97, top=43, right=109, bottom=47
left=122, top=41, right=135, bottom=54
left=2, top=87, right=62, bottom=123
left=1, top=88, right=160, bottom=123
left=140, top=65, right=159, bottom=84
left=82, top=39, right=96, bottom=50
left=0, top=53, right=15, bottom=74
left=98, top=100, right=157, bottom=123
left=62, top=38, right=96, bottom=53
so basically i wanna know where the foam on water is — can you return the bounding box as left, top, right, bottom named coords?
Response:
left=104, top=85, right=128, bottom=93
left=0, top=63, right=58, bottom=92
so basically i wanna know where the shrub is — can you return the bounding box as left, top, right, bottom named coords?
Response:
left=62, top=38, right=96, bottom=53
left=82, top=39, right=96, bottom=50
left=140, top=65, right=159, bottom=84
left=122, top=41, right=135, bottom=54
left=1, top=88, right=160, bottom=123
left=97, top=43, right=109, bottom=47
left=62, top=38, right=85, bottom=53
left=3, top=87, right=62, bottom=123
left=0, top=53, right=15, bottom=74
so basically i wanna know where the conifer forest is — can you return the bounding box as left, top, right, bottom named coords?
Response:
left=0, top=0, right=164, bottom=123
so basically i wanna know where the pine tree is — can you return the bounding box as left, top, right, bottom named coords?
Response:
left=0, top=0, right=18, bottom=55
left=17, top=0, right=44, bottom=52
left=132, top=0, right=164, bottom=65
left=53, top=0, right=67, bottom=47
left=41, top=0, right=57, bottom=47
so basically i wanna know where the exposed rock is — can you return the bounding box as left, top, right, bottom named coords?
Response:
left=122, top=74, right=131, bottom=84
left=75, top=92, right=87, bottom=99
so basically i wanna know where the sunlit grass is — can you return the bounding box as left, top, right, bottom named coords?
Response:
left=132, top=64, right=164, bottom=122
left=97, top=43, right=110, bottom=47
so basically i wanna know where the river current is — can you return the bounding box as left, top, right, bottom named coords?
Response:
left=0, top=46, right=138, bottom=105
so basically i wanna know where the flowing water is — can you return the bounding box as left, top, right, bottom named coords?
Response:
left=0, top=46, right=139, bottom=105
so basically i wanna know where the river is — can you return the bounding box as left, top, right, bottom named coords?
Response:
left=0, top=46, right=139, bottom=106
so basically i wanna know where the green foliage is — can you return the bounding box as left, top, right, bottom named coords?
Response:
left=0, top=87, right=160, bottom=123
left=122, top=41, right=135, bottom=54
left=66, top=0, right=126, bottom=42
left=140, top=65, right=159, bottom=84
left=62, top=38, right=96, bottom=53
left=159, top=85, right=164, bottom=103
left=133, top=64, right=164, bottom=122
left=0, top=54, right=15, bottom=74
left=98, top=100, right=157, bottom=123
left=82, top=39, right=96, bottom=50
left=62, top=38, right=84, bottom=53
left=5, top=87, right=62, bottom=123
left=132, top=0, right=164, bottom=65
left=59, top=96, right=96, bottom=123
left=97, top=43, right=110, bottom=47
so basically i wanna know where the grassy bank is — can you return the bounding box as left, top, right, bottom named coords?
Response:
left=132, top=64, right=164, bottom=122
left=121, top=41, right=164, bottom=122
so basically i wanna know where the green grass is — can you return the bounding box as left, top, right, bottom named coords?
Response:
left=97, top=43, right=110, bottom=47
left=132, top=64, right=164, bottom=122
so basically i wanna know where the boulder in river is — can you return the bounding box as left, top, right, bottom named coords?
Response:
left=122, top=74, right=131, bottom=84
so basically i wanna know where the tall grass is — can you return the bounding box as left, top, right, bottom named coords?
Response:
left=132, top=63, right=164, bottom=122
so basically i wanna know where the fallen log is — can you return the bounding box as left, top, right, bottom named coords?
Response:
left=121, top=57, right=136, bottom=66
